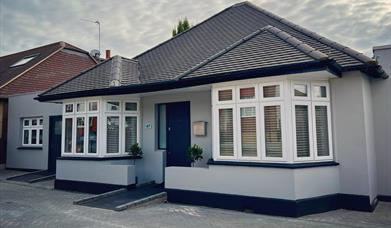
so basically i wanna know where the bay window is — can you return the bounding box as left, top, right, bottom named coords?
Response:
left=62, top=99, right=140, bottom=157
left=22, top=117, right=43, bottom=147
left=213, top=79, right=333, bottom=163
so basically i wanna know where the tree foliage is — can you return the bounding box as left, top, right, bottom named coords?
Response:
left=172, top=18, right=191, bottom=37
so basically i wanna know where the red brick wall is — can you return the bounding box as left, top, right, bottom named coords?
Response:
left=0, top=50, right=96, bottom=96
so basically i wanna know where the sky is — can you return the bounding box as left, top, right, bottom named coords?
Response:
left=0, top=0, right=390, bottom=58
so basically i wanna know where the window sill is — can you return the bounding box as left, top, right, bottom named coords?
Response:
left=57, top=155, right=142, bottom=161
left=207, top=159, right=339, bottom=169
left=17, top=146, right=43, bottom=150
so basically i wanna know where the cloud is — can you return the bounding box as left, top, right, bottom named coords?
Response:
left=0, top=0, right=390, bottom=58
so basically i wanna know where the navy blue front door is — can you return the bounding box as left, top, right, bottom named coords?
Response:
left=166, top=102, right=191, bottom=167
left=48, top=115, right=62, bottom=171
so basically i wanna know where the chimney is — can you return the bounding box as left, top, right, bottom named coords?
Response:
left=106, top=50, right=111, bottom=59
left=109, top=56, right=122, bottom=87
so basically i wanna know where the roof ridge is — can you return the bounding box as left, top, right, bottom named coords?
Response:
left=174, top=28, right=264, bottom=80
left=0, top=41, right=63, bottom=59
left=263, top=25, right=329, bottom=61
left=243, top=1, right=376, bottom=65
left=132, top=4, right=239, bottom=60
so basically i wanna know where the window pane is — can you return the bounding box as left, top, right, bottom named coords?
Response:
left=106, top=116, right=119, bottom=153
left=315, top=106, right=330, bottom=156
left=263, top=85, right=280, bottom=98
left=125, top=116, right=137, bottom=152
left=295, top=105, right=310, bottom=157
left=264, top=105, right=282, bottom=157
left=125, top=102, right=137, bottom=111
left=313, top=86, right=327, bottom=98
left=65, top=104, right=73, bottom=113
left=23, top=130, right=29, bottom=144
left=23, top=119, right=29, bottom=126
left=219, top=108, right=234, bottom=156
left=240, top=87, right=255, bottom=100
left=76, top=117, right=85, bottom=153
left=39, top=118, right=43, bottom=126
left=64, top=118, right=73, bottom=153
left=158, top=104, right=166, bottom=149
left=39, top=129, right=43, bottom=145
left=294, top=84, right=307, bottom=97
left=76, top=103, right=85, bottom=112
left=89, top=101, right=98, bottom=111
left=32, top=119, right=37, bottom=126
left=240, top=107, right=257, bottom=157
left=31, top=129, right=37, bottom=144
left=107, top=101, right=120, bottom=111
left=218, top=90, right=232, bottom=101
left=88, top=117, right=97, bottom=153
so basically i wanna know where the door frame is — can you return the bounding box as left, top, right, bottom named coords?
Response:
left=48, top=115, right=62, bottom=171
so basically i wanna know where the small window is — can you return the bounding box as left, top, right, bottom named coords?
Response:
left=263, top=85, right=280, bottom=98
left=313, top=85, right=327, bottom=98
left=239, top=107, right=257, bottom=157
left=264, top=105, right=283, bottom=158
left=88, top=101, right=98, bottom=112
left=295, top=104, right=311, bottom=158
left=125, top=102, right=137, bottom=111
left=218, top=89, right=233, bottom=102
left=65, top=104, right=74, bottom=113
left=294, top=84, right=308, bottom=97
left=76, top=102, right=85, bottom=112
left=218, top=108, right=234, bottom=157
left=22, top=117, right=43, bottom=147
left=125, top=116, right=138, bottom=152
left=10, top=54, right=38, bottom=67
left=76, top=117, right=85, bottom=153
left=107, top=101, right=120, bottom=111
left=239, top=87, right=255, bottom=100
left=314, top=105, right=330, bottom=157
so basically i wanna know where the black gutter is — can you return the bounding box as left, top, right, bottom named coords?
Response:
left=36, top=59, right=336, bottom=102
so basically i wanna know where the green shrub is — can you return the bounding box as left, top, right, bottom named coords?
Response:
left=129, top=143, right=143, bottom=157
left=187, top=144, right=203, bottom=163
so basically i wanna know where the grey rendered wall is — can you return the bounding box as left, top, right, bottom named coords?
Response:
left=372, top=46, right=391, bottom=197
left=330, top=71, right=377, bottom=202
left=138, top=90, right=212, bottom=184
left=56, top=159, right=136, bottom=185
left=6, top=92, right=62, bottom=170
left=166, top=165, right=339, bottom=200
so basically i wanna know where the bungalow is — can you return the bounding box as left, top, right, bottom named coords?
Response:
left=0, top=42, right=97, bottom=170
left=36, top=2, right=389, bottom=217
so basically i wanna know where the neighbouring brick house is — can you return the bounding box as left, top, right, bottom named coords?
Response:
left=0, top=41, right=97, bottom=169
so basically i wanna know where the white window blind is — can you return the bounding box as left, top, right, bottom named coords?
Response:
left=239, top=87, right=255, bottom=100
left=263, top=85, right=280, bottom=98
left=315, top=106, right=329, bottom=156
left=240, top=107, right=257, bottom=157
left=295, top=105, right=310, bottom=157
left=106, top=116, right=119, bottom=153
left=125, top=116, right=138, bottom=152
left=219, top=108, right=234, bottom=156
left=264, top=105, right=283, bottom=157
left=218, top=90, right=232, bottom=101
left=76, top=117, right=85, bottom=153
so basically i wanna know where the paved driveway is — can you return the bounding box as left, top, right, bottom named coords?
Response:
left=0, top=171, right=390, bottom=228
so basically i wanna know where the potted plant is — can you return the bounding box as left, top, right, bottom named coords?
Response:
left=187, top=144, right=203, bottom=167
left=129, top=143, right=143, bottom=158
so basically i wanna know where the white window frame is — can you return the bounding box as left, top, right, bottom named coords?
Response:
left=88, top=100, right=99, bottom=113
left=106, top=100, right=121, bottom=112
left=22, top=117, right=43, bottom=147
left=292, top=101, right=314, bottom=161
left=76, top=101, right=86, bottom=113
left=237, top=103, right=261, bottom=160
left=213, top=104, right=237, bottom=160
left=311, top=81, right=330, bottom=101
left=122, top=114, right=140, bottom=154
left=312, top=102, right=333, bottom=160
left=74, top=115, right=87, bottom=155
left=260, top=81, right=284, bottom=101
left=62, top=116, right=75, bottom=154
left=124, top=101, right=139, bottom=113
left=64, top=103, right=74, bottom=114
left=237, top=85, right=258, bottom=103
left=291, top=81, right=311, bottom=101
left=105, top=114, right=122, bottom=155
left=260, top=101, right=287, bottom=161
left=214, top=86, right=236, bottom=105
left=86, top=114, right=99, bottom=155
